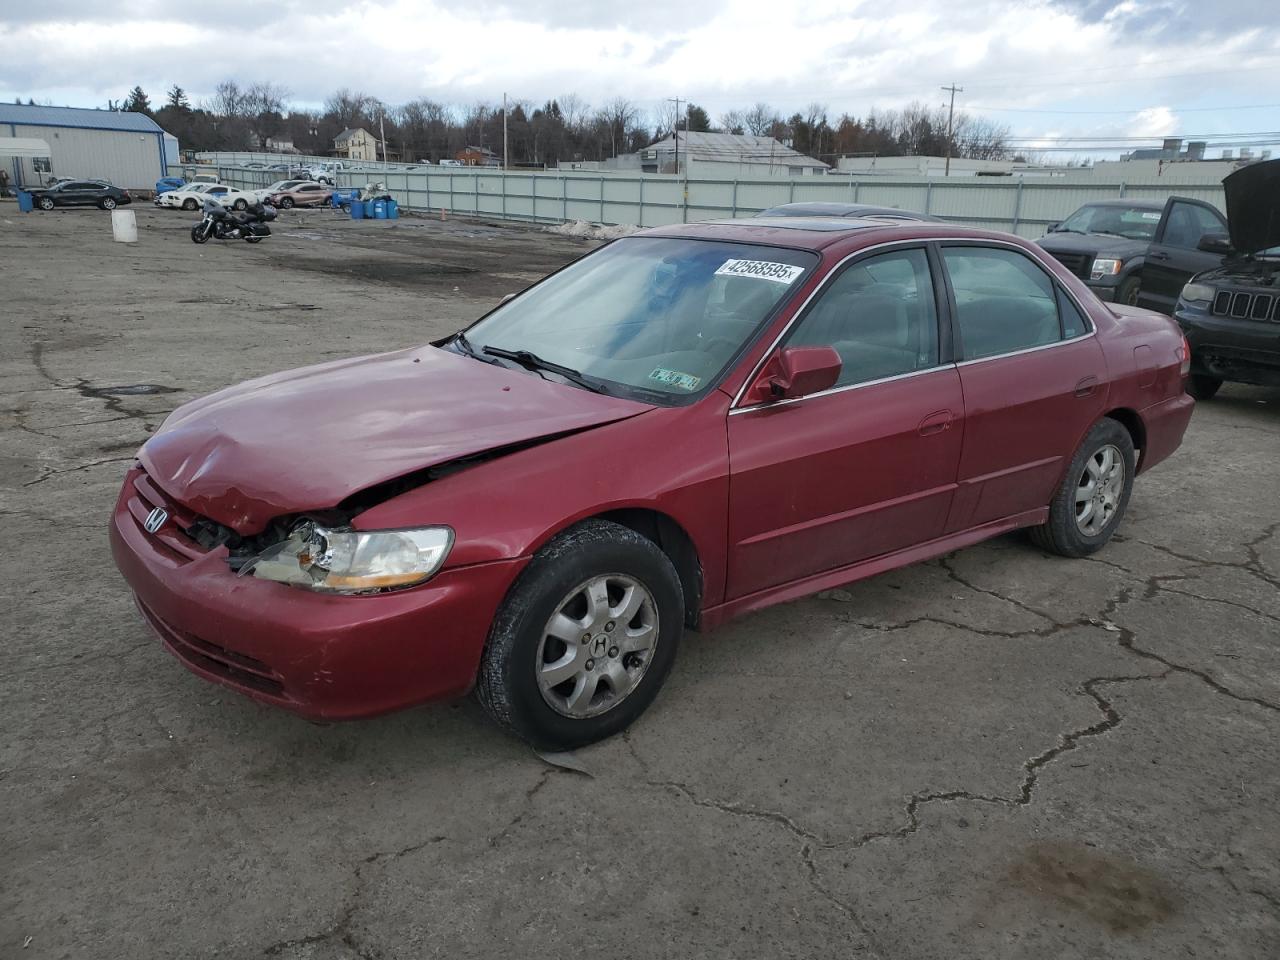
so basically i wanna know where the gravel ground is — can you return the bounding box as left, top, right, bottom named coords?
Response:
left=2, top=203, right=1278, bottom=959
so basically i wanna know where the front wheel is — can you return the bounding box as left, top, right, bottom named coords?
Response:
left=1030, top=418, right=1136, bottom=558
left=1187, top=375, right=1222, bottom=401
left=279, top=197, right=294, bottom=209
left=182, top=198, right=197, bottom=211
left=38, top=197, right=55, bottom=210
left=233, top=199, right=247, bottom=210
left=190, top=223, right=209, bottom=244
left=1117, top=275, right=1141, bottom=306
left=476, top=519, right=684, bottom=748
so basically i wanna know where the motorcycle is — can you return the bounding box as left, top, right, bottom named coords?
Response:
left=191, top=197, right=276, bottom=244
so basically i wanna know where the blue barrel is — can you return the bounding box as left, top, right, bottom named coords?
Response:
left=386, top=199, right=399, bottom=220
left=371, top=199, right=387, bottom=219
left=349, top=199, right=365, bottom=220
left=17, top=190, right=34, bottom=213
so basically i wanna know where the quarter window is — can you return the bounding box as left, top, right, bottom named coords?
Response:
left=942, top=246, right=1063, bottom=360
left=785, top=248, right=939, bottom=388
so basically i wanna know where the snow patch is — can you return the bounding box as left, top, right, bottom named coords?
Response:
left=546, top=219, right=638, bottom=241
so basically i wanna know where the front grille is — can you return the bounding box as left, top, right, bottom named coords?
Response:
left=138, top=599, right=286, bottom=699
left=1047, top=251, right=1093, bottom=281
left=1211, top=289, right=1280, bottom=323
left=129, top=470, right=210, bottom=562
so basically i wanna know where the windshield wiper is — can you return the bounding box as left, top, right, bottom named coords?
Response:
left=482, top=346, right=610, bottom=395
left=452, top=331, right=502, bottom=365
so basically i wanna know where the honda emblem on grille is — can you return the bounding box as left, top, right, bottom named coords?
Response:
left=144, top=507, right=169, bottom=534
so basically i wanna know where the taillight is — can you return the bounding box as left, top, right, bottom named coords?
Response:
left=1178, top=333, right=1191, bottom=377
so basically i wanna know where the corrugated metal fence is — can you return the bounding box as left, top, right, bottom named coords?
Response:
left=203, top=158, right=1226, bottom=239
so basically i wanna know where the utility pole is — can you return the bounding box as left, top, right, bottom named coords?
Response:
left=667, top=96, right=682, bottom=176
left=942, top=83, right=963, bottom=176
left=502, top=92, right=509, bottom=170
left=379, top=107, right=387, bottom=169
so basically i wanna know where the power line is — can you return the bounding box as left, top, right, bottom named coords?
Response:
left=965, top=102, right=1280, bottom=116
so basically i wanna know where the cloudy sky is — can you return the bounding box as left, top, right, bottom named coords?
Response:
left=2, top=0, right=1278, bottom=153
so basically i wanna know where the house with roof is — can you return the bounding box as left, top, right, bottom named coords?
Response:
left=0, top=102, right=175, bottom=189
left=639, top=131, right=828, bottom=176
left=333, top=127, right=379, bottom=161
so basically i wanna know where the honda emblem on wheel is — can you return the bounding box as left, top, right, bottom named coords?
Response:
left=143, top=508, right=168, bottom=534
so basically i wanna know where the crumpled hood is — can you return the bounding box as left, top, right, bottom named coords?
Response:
left=1224, top=158, right=1280, bottom=255
left=140, top=346, right=652, bottom=534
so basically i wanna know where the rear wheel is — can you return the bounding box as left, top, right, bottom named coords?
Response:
left=476, top=519, right=684, bottom=748
left=100, top=197, right=117, bottom=210
left=1030, top=418, right=1135, bottom=558
left=1118, top=275, right=1141, bottom=306
left=1187, top=375, right=1222, bottom=401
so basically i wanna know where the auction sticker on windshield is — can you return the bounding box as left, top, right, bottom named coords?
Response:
left=715, top=259, right=805, bottom=285
left=649, top=368, right=702, bottom=391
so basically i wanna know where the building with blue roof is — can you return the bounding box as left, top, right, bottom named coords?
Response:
left=0, top=103, right=176, bottom=190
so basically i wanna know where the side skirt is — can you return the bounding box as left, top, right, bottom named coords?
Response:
left=699, top=507, right=1049, bottom=630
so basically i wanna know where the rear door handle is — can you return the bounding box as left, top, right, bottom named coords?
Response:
left=1075, top=376, right=1099, bottom=398
left=918, top=410, right=954, bottom=436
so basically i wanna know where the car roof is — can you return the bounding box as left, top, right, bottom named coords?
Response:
left=1076, top=198, right=1164, bottom=209
left=635, top=217, right=1023, bottom=251
left=758, top=201, right=938, bottom=221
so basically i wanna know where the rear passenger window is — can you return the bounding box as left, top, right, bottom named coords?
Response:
left=942, top=247, right=1062, bottom=360
left=785, top=248, right=939, bottom=388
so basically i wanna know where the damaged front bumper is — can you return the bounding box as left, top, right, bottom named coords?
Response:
left=110, top=467, right=528, bottom=720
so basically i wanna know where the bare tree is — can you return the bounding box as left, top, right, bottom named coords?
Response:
left=325, top=88, right=379, bottom=129
left=718, top=110, right=746, bottom=135
left=210, top=80, right=246, bottom=118
left=597, top=97, right=639, bottom=157
left=743, top=102, right=780, bottom=137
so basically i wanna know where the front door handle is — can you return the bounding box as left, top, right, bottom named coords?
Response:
left=1149, top=251, right=1170, bottom=262
left=1075, top=376, right=1099, bottom=398
left=918, top=410, right=954, bottom=436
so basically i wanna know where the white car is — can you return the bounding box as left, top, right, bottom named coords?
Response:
left=155, top=183, right=256, bottom=211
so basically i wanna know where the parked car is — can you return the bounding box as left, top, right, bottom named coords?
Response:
left=155, top=177, right=187, bottom=195
left=248, top=179, right=310, bottom=203
left=29, top=180, right=131, bottom=210
left=155, top=183, right=256, bottom=211
left=110, top=218, right=1193, bottom=748
left=1172, top=158, right=1280, bottom=400
left=1037, top=197, right=1230, bottom=311
left=758, top=202, right=940, bottom=222
left=267, top=182, right=334, bottom=208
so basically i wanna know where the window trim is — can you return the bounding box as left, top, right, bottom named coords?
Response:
left=729, top=236, right=1096, bottom=412
left=1153, top=197, right=1227, bottom=248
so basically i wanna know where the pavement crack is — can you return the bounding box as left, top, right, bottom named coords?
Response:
left=23, top=455, right=136, bottom=487
left=937, top=556, right=1064, bottom=626
left=486, top=766, right=560, bottom=847
left=649, top=780, right=822, bottom=844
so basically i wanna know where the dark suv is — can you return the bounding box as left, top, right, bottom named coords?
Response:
left=1037, top=196, right=1228, bottom=311
left=29, top=180, right=132, bottom=211
left=1172, top=159, right=1280, bottom=400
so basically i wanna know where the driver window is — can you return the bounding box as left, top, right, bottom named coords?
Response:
left=1164, top=202, right=1224, bottom=250
left=785, top=248, right=939, bottom=388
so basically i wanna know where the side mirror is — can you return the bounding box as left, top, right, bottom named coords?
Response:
left=749, top=346, right=842, bottom=404
left=1197, top=232, right=1233, bottom=256
left=1045, top=221, right=1061, bottom=233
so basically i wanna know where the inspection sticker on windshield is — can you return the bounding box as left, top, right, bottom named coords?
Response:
left=1140, top=212, right=1161, bottom=220
left=715, top=259, right=805, bottom=285
left=649, top=368, right=702, bottom=391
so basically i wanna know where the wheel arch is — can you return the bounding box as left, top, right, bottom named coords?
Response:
left=1103, top=407, right=1147, bottom=469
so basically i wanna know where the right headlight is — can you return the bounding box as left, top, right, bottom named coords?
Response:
left=1179, top=282, right=1214, bottom=306
left=244, top=522, right=454, bottom=594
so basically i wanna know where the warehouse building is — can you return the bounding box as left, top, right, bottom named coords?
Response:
left=0, top=103, right=175, bottom=190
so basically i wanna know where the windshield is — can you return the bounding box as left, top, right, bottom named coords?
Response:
left=1057, top=204, right=1162, bottom=240
left=458, top=236, right=818, bottom=402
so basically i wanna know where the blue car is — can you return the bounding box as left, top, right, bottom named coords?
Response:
left=155, top=177, right=186, bottom=195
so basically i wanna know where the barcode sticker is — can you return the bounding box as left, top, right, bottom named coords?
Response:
left=715, top=259, right=805, bottom=285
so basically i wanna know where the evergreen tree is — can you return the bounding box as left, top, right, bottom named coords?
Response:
left=166, top=85, right=190, bottom=110
left=122, top=86, right=151, bottom=114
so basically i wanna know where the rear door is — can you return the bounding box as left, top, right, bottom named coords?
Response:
left=940, top=243, right=1107, bottom=531
left=62, top=182, right=95, bottom=206
left=1141, top=198, right=1229, bottom=312
left=726, top=245, right=965, bottom=598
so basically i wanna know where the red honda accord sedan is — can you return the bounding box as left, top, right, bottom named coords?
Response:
left=111, top=217, right=1194, bottom=747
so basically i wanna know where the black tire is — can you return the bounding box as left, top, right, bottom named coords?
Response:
left=476, top=519, right=684, bottom=748
left=100, top=197, right=117, bottom=210
left=38, top=197, right=55, bottom=211
left=279, top=196, right=294, bottom=209
left=1118, top=275, right=1141, bottom=306
left=183, top=198, right=197, bottom=211
left=1186, top=375, right=1222, bottom=401
left=1030, top=418, right=1136, bottom=558
left=233, top=198, right=247, bottom=211
left=190, top=224, right=209, bottom=244
left=340, top=202, right=351, bottom=213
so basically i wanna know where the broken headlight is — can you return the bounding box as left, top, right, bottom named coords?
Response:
left=243, top=522, right=454, bottom=594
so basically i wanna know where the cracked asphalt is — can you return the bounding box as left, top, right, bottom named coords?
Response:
left=3, top=204, right=1279, bottom=959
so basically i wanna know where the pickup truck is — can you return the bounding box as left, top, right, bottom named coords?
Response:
left=1036, top=196, right=1229, bottom=314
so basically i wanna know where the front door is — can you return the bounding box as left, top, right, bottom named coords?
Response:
left=1141, top=198, right=1229, bottom=312
left=726, top=245, right=964, bottom=599
left=938, top=243, right=1108, bottom=530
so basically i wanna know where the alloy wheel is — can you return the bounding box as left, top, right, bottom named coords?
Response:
left=1075, top=444, right=1125, bottom=537
left=535, top=574, right=659, bottom=719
